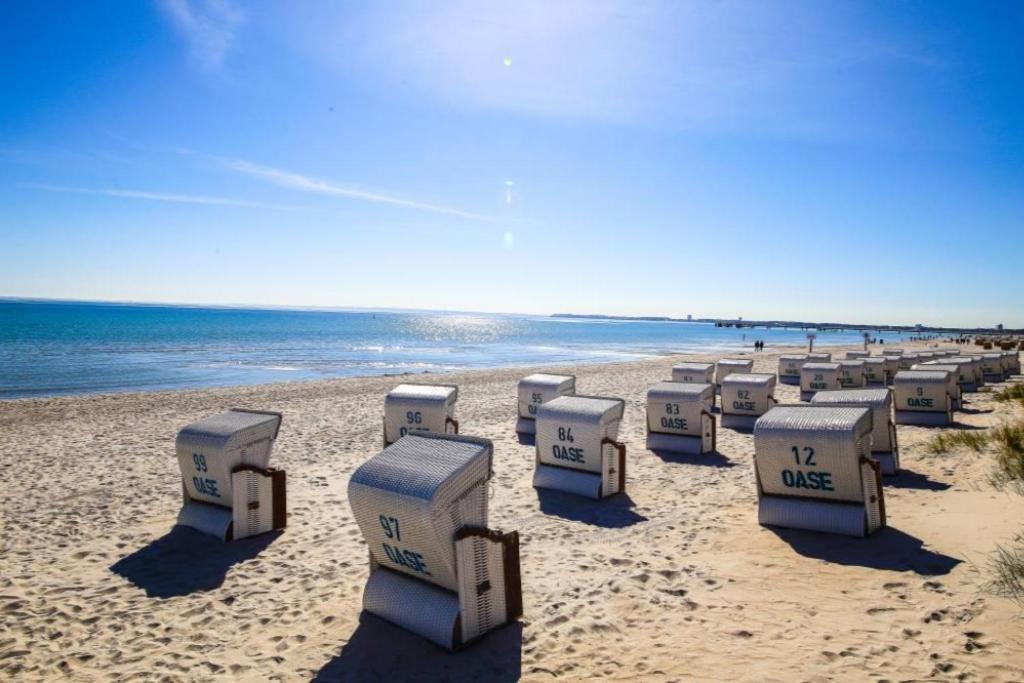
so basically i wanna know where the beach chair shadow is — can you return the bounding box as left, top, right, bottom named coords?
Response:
left=769, top=526, right=961, bottom=576
left=957, top=406, right=993, bottom=415
left=950, top=422, right=987, bottom=430
left=515, top=432, right=535, bottom=447
left=536, top=489, right=647, bottom=528
left=649, top=449, right=736, bottom=469
left=884, top=469, right=951, bottom=491
left=314, top=614, right=522, bottom=682
left=110, top=526, right=280, bottom=598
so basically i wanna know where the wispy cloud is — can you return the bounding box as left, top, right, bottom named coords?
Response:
left=221, top=158, right=494, bottom=221
left=24, top=183, right=296, bottom=210
left=159, top=0, right=244, bottom=71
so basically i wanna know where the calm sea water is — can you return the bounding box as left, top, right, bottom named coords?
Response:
left=0, top=301, right=905, bottom=398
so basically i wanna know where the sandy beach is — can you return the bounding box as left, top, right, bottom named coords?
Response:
left=2, top=342, right=1023, bottom=682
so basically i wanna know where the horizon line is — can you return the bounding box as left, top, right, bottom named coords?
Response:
left=0, top=295, right=1012, bottom=332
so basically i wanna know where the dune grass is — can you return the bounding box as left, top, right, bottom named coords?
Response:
left=926, top=429, right=989, bottom=454
left=992, top=383, right=1024, bottom=406
left=990, top=420, right=1024, bottom=490
left=991, top=536, right=1024, bottom=606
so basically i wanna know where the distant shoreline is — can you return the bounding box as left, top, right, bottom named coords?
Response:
left=551, top=312, right=1017, bottom=335
left=2, top=297, right=1015, bottom=333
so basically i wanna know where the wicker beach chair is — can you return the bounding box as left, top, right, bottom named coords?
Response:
left=754, top=405, right=885, bottom=537
left=533, top=395, right=626, bottom=500
left=799, top=362, right=842, bottom=402
left=516, top=373, right=576, bottom=435
left=383, top=383, right=459, bottom=446
left=811, top=388, right=899, bottom=475
left=645, top=381, right=716, bottom=454
left=893, top=370, right=954, bottom=426
left=175, top=409, right=286, bottom=541
left=720, top=373, right=777, bottom=429
left=348, top=434, right=522, bottom=650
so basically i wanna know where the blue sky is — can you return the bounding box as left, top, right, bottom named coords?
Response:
left=1, top=1, right=1022, bottom=327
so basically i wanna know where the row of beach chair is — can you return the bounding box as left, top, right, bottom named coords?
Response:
left=167, top=346, right=1020, bottom=650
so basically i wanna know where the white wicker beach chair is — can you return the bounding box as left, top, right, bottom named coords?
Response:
left=862, top=357, right=888, bottom=386
left=919, top=359, right=973, bottom=398
left=777, top=354, right=808, bottom=385
left=845, top=350, right=870, bottom=359
left=1002, top=350, right=1021, bottom=376
left=950, top=355, right=984, bottom=390
left=645, top=382, right=716, bottom=454
left=715, top=359, right=753, bottom=391
left=383, top=384, right=459, bottom=446
left=898, top=353, right=920, bottom=370
left=175, top=409, right=286, bottom=541
left=348, top=433, right=522, bottom=650
left=893, top=370, right=954, bottom=426
left=516, top=373, right=576, bottom=435
left=799, top=362, right=842, bottom=401
left=671, top=362, right=715, bottom=385
left=882, top=355, right=900, bottom=385
left=533, top=395, right=626, bottom=500
left=720, top=373, right=777, bottom=429
left=807, top=352, right=832, bottom=363
left=810, top=388, right=899, bottom=475
left=838, top=359, right=867, bottom=388
left=981, top=353, right=1006, bottom=383
left=753, top=405, right=885, bottom=537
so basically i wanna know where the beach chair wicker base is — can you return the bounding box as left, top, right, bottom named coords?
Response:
left=533, top=464, right=604, bottom=499
left=364, top=568, right=462, bottom=650
left=720, top=413, right=761, bottom=430
left=177, top=501, right=234, bottom=541
left=758, top=497, right=881, bottom=537
left=645, top=432, right=703, bottom=454
left=894, top=410, right=952, bottom=426
left=363, top=527, right=521, bottom=651
left=515, top=417, right=536, bottom=435
left=646, top=412, right=715, bottom=454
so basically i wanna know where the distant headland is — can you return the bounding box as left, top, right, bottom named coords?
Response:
left=551, top=313, right=1021, bottom=335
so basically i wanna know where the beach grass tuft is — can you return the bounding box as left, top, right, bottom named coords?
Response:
left=990, top=420, right=1024, bottom=490
left=926, top=430, right=989, bottom=455
left=990, top=536, right=1024, bottom=606
left=993, top=383, right=1024, bottom=406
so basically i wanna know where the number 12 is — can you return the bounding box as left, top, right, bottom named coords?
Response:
left=791, top=446, right=816, bottom=466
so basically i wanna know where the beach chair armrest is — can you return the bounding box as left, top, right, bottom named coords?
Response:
left=454, top=526, right=522, bottom=642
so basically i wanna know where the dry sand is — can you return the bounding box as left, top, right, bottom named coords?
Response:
left=2, top=342, right=1024, bottom=682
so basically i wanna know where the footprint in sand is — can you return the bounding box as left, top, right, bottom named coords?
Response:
left=867, top=606, right=896, bottom=615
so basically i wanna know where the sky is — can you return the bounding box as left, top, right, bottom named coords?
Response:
left=1, top=1, right=1022, bottom=327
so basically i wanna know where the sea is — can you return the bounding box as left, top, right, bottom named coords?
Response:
left=0, top=300, right=906, bottom=399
